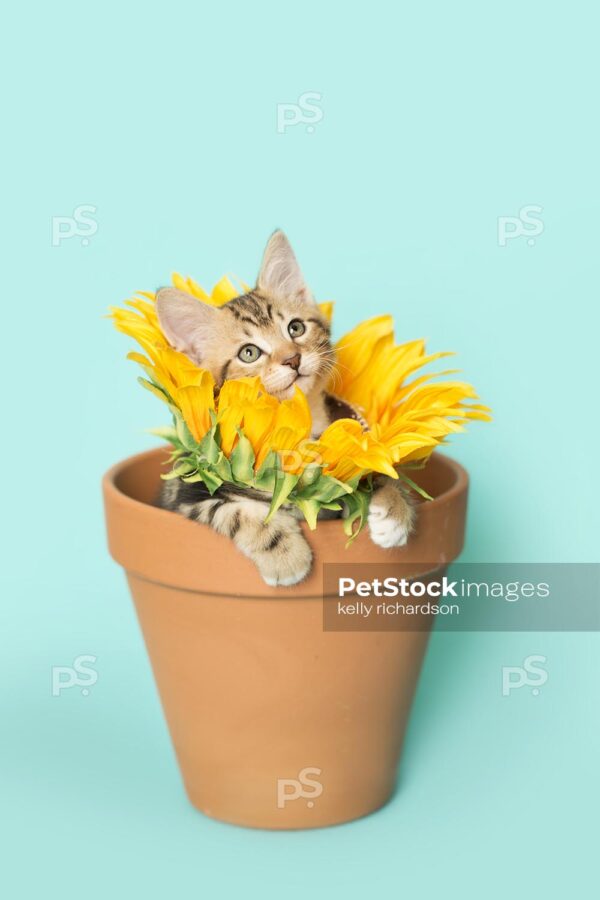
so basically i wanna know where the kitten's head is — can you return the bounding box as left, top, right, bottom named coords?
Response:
left=156, top=231, right=332, bottom=400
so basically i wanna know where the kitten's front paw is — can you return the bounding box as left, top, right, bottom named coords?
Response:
left=368, top=486, right=414, bottom=549
left=257, top=531, right=313, bottom=587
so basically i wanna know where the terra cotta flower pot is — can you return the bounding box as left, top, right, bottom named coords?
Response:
left=102, top=447, right=468, bottom=829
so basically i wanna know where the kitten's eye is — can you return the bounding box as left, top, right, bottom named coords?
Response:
left=288, top=319, right=306, bottom=338
left=238, top=344, right=262, bottom=363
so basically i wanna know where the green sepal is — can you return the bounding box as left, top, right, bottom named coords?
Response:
left=147, top=425, right=179, bottom=444
left=396, top=469, right=434, bottom=501
left=134, top=365, right=172, bottom=400
left=295, top=498, right=321, bottom=530
left=343, top=473, right=363, bottom=492
left=253, top=450, right=280, bottom=491
left=230, top=431, right=255, bottom=482
left=295, top=472, right=354, bottom=503
left=212, top=451, right=233, bottom=482
left=160, top=459, right=198, bottom=480
left=342, top=488, right=372, bottom=544
left=180, top=471, right=208, bottom=484
left=197, top=425, right=220, bottom=464
left=265, top=465, right=300, bottom=521
left=296, top=464, right=322, bottom=492
left=174, top=413, right=198, bottom=452
left=197, top=467, right=223, bottom=494
left=138, top=377, right=170, bottom=405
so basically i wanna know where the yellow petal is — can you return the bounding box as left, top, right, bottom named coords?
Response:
left=211, top=275, right=240, bottom=305
left=318, top=301, right=334, bottom=322
left=173, top=374, right=215, bottom=442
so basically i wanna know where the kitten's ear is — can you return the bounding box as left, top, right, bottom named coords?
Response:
left=156, top=288, right=218, bottom=364
left=257, top=230, right=314, bottom=304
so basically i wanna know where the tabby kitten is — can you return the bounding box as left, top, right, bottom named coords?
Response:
left=156, top=231, right=414, bottom=585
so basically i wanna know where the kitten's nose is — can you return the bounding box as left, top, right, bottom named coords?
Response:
left=282, top=353, right=301, bottom=371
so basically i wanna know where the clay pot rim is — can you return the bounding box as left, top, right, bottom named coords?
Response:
left=103, top=445, right=468, bottom=530
left=103, top=447, right=469, bottom=599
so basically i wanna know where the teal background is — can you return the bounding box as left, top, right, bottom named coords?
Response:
left=1, top=1, right=598, bottom=897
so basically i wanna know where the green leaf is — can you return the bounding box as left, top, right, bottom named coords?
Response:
left=230, top=431, right=256, bottom=483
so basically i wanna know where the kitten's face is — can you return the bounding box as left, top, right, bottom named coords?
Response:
left=156, top=231, right=333, bottom=400
left=201, top=290, right=330, bottom=399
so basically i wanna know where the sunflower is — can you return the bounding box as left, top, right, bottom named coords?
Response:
left=331, top=315, right=490, bottom=469
left=110, top=273, right=489, bottom=534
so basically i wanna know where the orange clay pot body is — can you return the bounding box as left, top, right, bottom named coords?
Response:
left=103, top=447, right=468, bottom=829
